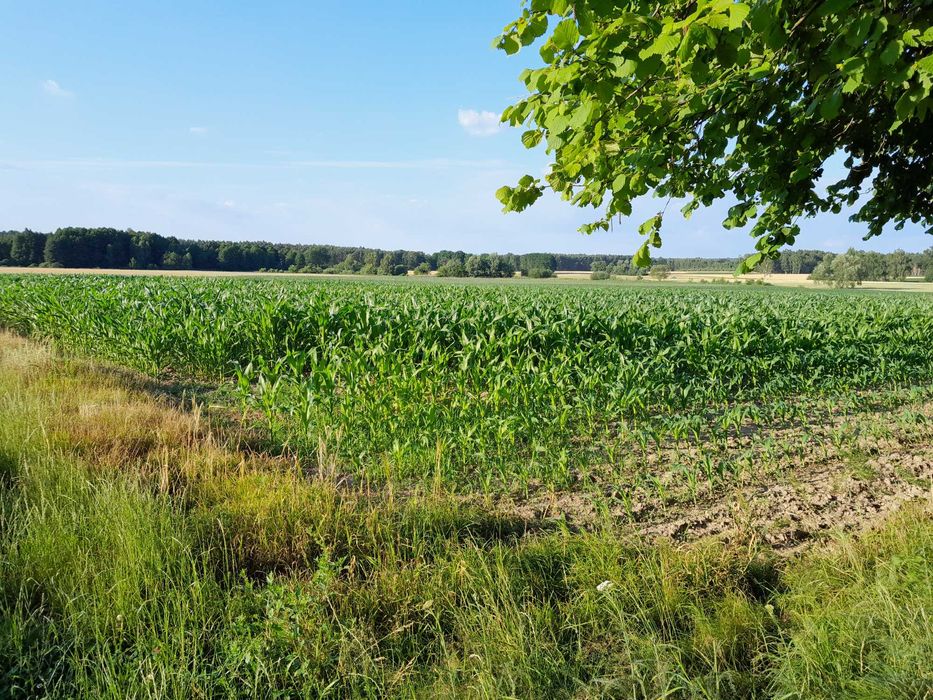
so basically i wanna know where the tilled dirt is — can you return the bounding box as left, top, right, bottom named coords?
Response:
left=491, top=440, right=933, bottom=553
left=640, top=448, right=933, bottom=551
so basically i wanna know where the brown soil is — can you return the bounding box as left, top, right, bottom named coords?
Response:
left=491, top=440, right=933, bottom=554
left=641, top=448, right=933, bottom=550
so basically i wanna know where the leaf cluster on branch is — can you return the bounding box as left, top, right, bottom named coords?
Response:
left=495, top=0, right=933, bottom=269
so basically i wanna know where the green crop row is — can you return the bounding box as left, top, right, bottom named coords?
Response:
left=1, top=275, right=932, bottom=489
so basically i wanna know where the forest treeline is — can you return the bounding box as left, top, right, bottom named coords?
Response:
left=1, top=227, right=932, bottom=280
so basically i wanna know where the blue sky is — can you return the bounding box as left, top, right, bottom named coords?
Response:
left=1, top=2, right=929, bottom=256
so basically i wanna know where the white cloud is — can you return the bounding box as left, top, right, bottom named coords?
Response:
left=189, top=126, right=208, bottom=135
left=222, top=200, right=236, bottom=208
left=457, top=109, right=504, bottom=137
left=42, top=79, right=74, bottom=98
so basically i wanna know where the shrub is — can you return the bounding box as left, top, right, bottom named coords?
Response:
left=436, top=261, right=467, bottom=277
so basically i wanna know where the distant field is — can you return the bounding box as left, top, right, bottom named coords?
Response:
left=5, top=265, right=933, bottom=294
left=1, top=273, right=931, bottom=696
left=556, top=268, right=933, bottom=292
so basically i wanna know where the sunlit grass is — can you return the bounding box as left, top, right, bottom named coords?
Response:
left=0, top=331, right=931, bottom=697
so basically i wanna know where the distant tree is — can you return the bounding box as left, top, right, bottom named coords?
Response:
left=525, top=267, right=554, bottom=279
left=831, top=250, right=868, bottom=287
left=812, top=249, right=870, bottom=287
left=649, top=265, right=671, bottom=281
left=465, top=254, right=492, bottom=277
left=434, top=250, right=466, bottom=269
left=778, top=249, right=826, bottom=275
left=436, top=260, right=467, bottom=277
left=378, top=252, right=401, bottom=275
left=920, top=247, right=933, bottom=278
left=809, top=255, right=836, bottom=284
left=520, top=253, right=557, bottom=276
left=606, top=262, right=625, bottom=276
left=217, top=244, right=244, bottom=271
left=886, top=249, right=912, bottom=281
left=402, top=250, right=424, bottom=270
left=488, top=253, right=516, bottom=278
left=303, top=246, right=329, bottom=270
left=4, top=224, right=930, bottom=284
left=859, top=250, right=888, bottom=280
left=132, top=233, right=159, bottom=269
left=413, top=262, right=431, bottom=275
left=10, top=230, right=46, bottom=266
left=337, top=254, right=361, bottom=273
left=590, top=259, right=609, bottom=279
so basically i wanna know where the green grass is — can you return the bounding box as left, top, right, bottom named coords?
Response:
left=0, top=333, right=931, bottom=698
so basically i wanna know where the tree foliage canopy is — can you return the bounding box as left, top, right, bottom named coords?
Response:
left=495, top=0, right=933, bottom=269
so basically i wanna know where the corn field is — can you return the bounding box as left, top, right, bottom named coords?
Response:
left=1, top=274, right=932, bottom=488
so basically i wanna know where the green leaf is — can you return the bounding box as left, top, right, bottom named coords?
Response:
left=569, top=101, right=596, bottom=128
left=840, top=56, right=865, bottom=76
left=748, top=62, right=772, bottom=80
left=640, top=32, right=680, bottom=59
left=738, top=252, right=764, bottom=274
left=548, top=113, right=570, bottom=135
left=612, top=174, right=627, bottom=195
left=638, top=214, right=663, bottom=237
left=915, top=54, right=933, bottom=75
left=498, top=34, right=521, bottom=55
left=680, top=200, right=699, bottom=220
left=749, top=4, right=773, bottom=32
left=815, top=0, right=856, bottom=18
left=705, top=12, right=731, bottom=30
left=728, top=3, right=750, bottom=30
left=552, top=19, right=579, bottom=51
left=521, top=130, right=543, bottom=149
left=894, top=90, right=915, bottom=120
left=820, top=90, right=843, bottom=120
left=790, top=164, right=812, bottom=183
left=880, top=39, right=903, bottom=66
left=633, top=241, right=652, bottom=268
left=611, top=57, right=639, bottom=78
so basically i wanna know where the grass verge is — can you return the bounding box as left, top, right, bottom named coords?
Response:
left=0, top=333, right=930, bottom=698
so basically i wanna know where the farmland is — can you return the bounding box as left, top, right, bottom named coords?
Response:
left=1, top=273, right=932, bottom=697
